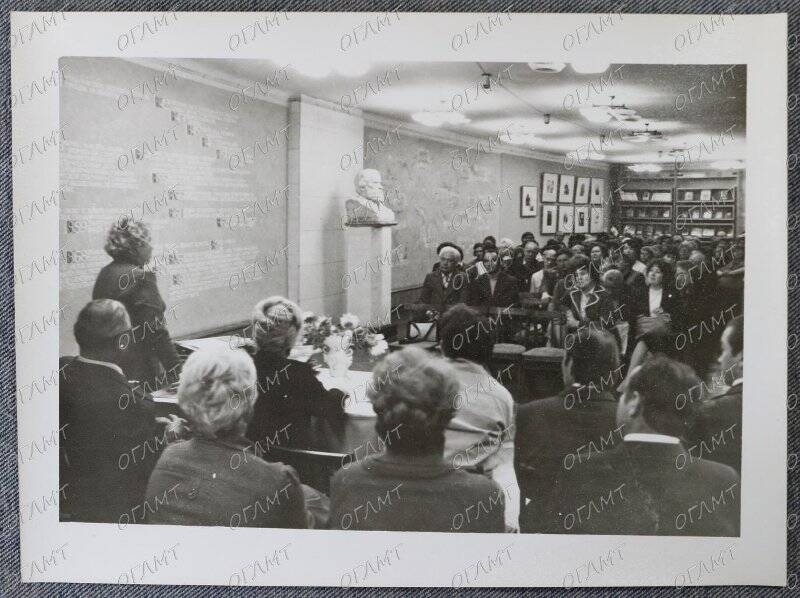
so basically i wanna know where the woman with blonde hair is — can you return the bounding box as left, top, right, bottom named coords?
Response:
left=145, top=348, right=308, bottom=528
left=246, top=296, right=344, bottom=450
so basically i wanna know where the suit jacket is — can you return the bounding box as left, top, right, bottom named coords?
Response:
left=330, top=453, right=504, bottom=532
left=466, top=272, right=520, bottom=308
left=93, top=259, right=180, bottom=389
left=561, top=284, right=620, bottom=329
left=628, top=284, right=681, bottom=320
left=145, top=436, right=308, bottom=528
left=246, top=349, right=344, bottom=451
left=693, top=383, right=742, bottom=473
left=511, top=260, right=543, bottom=292
left=418, top=270, right=468, bottom=312
left=530, top=268, right=558, bottom=297
left=515, top=386, right=621, bottom=502
left=59, top=357, right=161, bottom=523
left=521, top=439, right=741, bottom=536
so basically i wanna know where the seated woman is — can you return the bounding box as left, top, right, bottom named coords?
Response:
left=145, top=348, right=309, bottom=528
left=627, top=258, right=680, bottom=352
left=246, top=296, right=344, bottom=450
left=329, top=347, right=505, bottom=532
left=559, top=255, right=620, bottom=337
left=437, top=304, right=521, bottom=531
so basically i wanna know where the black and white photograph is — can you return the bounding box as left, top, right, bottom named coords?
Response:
left=11, top=8, right=788, bottom=589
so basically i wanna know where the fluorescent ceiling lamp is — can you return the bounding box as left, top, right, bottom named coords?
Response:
left=629, top=163, right=663, bottom=173
left=587, top=151, right=606, bottom=161
left=411, top=111, right=471, bottom=127
left=500, top=130, right=540, bottom=146
left=571, top=59, right=611, bottom=74
left=709, top=160, right=744, bottom=170
left=579, top=106, right=611, bottom=123
left=287, top=57, right=332, bottom=78
left=527, top=62, right=566, bottom=73
left=333, top=56, right=372, bottom=77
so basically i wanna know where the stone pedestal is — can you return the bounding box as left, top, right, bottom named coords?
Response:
left=345, top=225, right=392, bottom=325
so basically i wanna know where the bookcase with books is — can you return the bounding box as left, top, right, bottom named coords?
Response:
left=613, top=170, right=741, bottom=238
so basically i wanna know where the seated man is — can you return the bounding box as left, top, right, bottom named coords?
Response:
left=418, top=245, right=468, bottom=314
left=692, top=315, right=743, bottom=473
left=60, top=299, right=184, bottom=523
left=529, top=248, right=558, bottom=299
left=515, top=330, right=623, bottom=506
left=466, top=249, right=519, bottom=309
left=521, top=357, right=741, bottom=536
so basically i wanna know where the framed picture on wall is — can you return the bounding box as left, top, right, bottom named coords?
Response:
left=590, top=206, right=604, bottom=233
left=590, top=178, right=605, bottom=205
left=575, top=177, right=591, bottom=204
left=574, top=206, right=589, bottom=233
left=520, top=186, right=538, bottom=218
left=541, top=205, right=557, bottom=233
left=558, top=205, right=574, bottom=232
left=541, top=173, right=558, bottom=202
left=559, top=174, right=575, bottom=203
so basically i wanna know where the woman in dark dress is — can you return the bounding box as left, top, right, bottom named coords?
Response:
left=246, top=296, right=344, bottom=451
left=92, top=218, right=180, bottom=390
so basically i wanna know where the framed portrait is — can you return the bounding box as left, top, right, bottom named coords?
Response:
left=541, top=205, right=557, bottom=234
left=558, top=205, right=574, bottom=232
left=590, top=206, right=604, bottom=233
left=520, top=186, right=538, bottom=218
left=541, top=173, right=558, bottom=202
left=590, top=178, right=605, bottom=205
left=559, top=174, right=575, bottom=203
left=575, top=177, right=591, bottom=204
left=574, top=206, right=589, bottom=233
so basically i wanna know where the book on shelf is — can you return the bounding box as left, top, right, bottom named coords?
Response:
left=684, top=191, right=694, bottom=201
left=651, top=191, right=672, bottom=203
left=642, top=191, right=651, bottom=201
left=700, top=190, right=712, bottom=202
left=621, top=192, right=638, bottom=202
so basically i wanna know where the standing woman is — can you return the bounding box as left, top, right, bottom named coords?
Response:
left=93, top=218, right=181, bottom=389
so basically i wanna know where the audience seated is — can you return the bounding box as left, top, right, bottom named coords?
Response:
left=438, top=304, right=521, bottom=531
left=60, top=299, right=184, bottom=523
left=329, top=347, right=505, bottom=532
left=466, top=249, right=520, bottom=309
left=246, top=296, right=344, bottom=449
left=522, top=356, right=741, bottom=536
left=145, top=348, right=310, bottom=528
left=515, top=329, right=622, bottom=508
left=418, top=245, right=469, bottom=313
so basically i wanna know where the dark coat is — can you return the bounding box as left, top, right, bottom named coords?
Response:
left=511, top=260, right=543, bottom=292
left=515, top=387, right=621, bottom=502
left=466, top=272, right=520, bottom=309
left=330, top=453, right=504, bottom=532
left=59, top=357, right=161, bottom=523
left=692, top=382, right=742, bottom=473
left=93, top=259, right=180, bottom=389
left=417, top=270, right=468, bottom=312
left=561, top=284, right=621, bottom=329
left=628, top=284, right=681, bottom=320
left=521, top=440, right=741, bottom=536
left=246, top=350, right=344, bottom=451
left=145, top=436, right=308, bottom=528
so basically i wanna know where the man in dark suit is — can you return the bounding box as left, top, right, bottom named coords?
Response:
left=515, top=330, right=624, bottom=507
left=693, top=315, right=743, bottom=473
left=521, top=356, right=741, bottom=536
left=511, top=240, right=544, bottom=292
left=417, top=245, right=468, bottom=313
left=466, top=249, right=520, bottom=309
left=60, top=299, right=184, bottom=523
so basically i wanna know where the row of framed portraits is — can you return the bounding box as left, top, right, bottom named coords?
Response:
left=540, top=204, right=605, bottom=234
left=520, top=175, right=605, bottom=219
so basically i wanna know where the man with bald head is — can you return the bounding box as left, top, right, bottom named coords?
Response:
left=60, top=299, right=183, bottom=523
left=417, top=245, right=468, bottom=313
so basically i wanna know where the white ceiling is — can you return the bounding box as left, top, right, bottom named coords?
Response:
left=172, top=59, right=746, bottom=167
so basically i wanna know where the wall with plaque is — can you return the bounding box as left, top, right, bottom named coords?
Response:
left=59, top=57, right=289, bottom=354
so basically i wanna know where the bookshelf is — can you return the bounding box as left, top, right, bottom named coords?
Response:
left=613, top=170, right=740, bottom=238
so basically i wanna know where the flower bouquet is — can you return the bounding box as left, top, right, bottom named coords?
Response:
left=300, top=312, right=389, bottom=375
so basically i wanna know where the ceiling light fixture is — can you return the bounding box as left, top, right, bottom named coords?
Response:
left=628, top=163, right=663, bottom=173
left=579, top=106, right=612, bottom=123
left=571, top=59, right=611, bottom=74
left=709, top=160, right=744, bottom=170
left=623, top=123, right=667, bottom=143
left=411, top=111, right=471, bottom=127
left=527, top=62, right=566, bottom=73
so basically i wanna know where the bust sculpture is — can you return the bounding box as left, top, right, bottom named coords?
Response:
left=345, top=168, right=397, bottom=227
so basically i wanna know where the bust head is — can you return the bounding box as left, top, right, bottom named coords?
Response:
left=354, top=168, right=385, bottom=204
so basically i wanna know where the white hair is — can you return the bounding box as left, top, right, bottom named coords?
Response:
left=498, top=238, right=515, bottom=249
left=438, top=246, right=461, bottom=260
left=178, top=348, right=257, bottom=439
left=252, top=296, right=303, bottom=356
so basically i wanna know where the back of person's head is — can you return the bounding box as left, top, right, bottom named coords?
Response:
left=602, top=268, right=623, bottom=290
left=438, top=304, right=494, bottom=366
left=626, top=356, right=700, bottom=438
left=568, top=254, right=591, bottom=273
left=367, top=347, right=460, bottom=456
left=178, top=348, right=257, bottom=439
left=483, top=235, right=497, bottom=246
left=74, top=299, right=131, bottom=355
left=564, top=329, right=620, bottom=388
left=252, top=296, right=303, bottom=356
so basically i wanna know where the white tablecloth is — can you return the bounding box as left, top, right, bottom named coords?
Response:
left=315, top=368, right=376, bottom=418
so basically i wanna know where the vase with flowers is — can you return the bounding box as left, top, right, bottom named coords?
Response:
left=300, top=312, right=389, bottom=378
